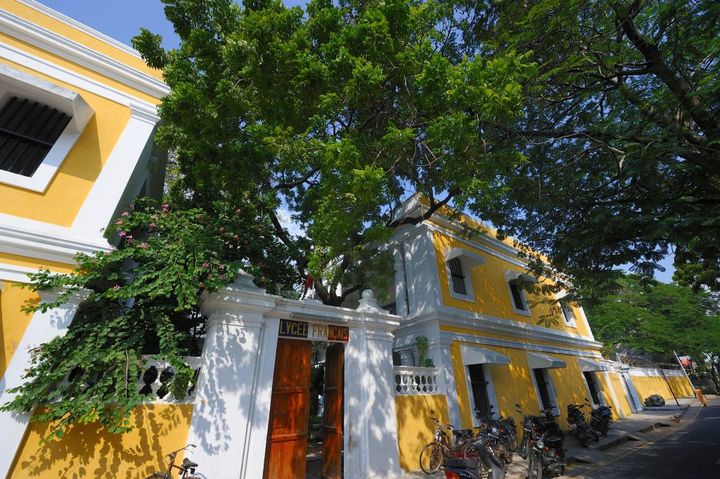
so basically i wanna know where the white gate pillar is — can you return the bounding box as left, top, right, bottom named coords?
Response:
left=0, top=288, right=88, bottom=478
left=344, top=290, right=403, bottom=479
left=186, top=271, right=279, bottom=479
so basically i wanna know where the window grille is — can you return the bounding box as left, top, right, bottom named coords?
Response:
left=448, top=257, right=467, bottom=295
left=509, top=281, right=526, bottom=310
left=561, top=301, right=575, bottom=324
left=0, top=96, right=71, bottom=177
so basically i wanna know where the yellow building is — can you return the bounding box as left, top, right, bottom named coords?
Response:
left=389, top=196, right=643, bottom=471
left=0, top=2, right=192, bottom=477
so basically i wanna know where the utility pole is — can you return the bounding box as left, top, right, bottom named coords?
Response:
left=673, top=350, right=695, bottom=391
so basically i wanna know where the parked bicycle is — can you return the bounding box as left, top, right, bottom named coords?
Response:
left=145, top=444, right=202, bottom=479
left=419, top=411, right=474, bottom=474
left=419, top=410, right=505, bottom=477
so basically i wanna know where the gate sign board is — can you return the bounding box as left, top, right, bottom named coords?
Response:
left=279, top=319, right=349, bottom=343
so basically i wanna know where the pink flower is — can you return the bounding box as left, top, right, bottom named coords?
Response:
left=161, top=203, right=170, bottom=213
left=139, top=242, right=149, bottom=249
left=121, top=211, right=129, bottom=217
left=148, top=223, right=157, bottom=230
left=202, top=261, right=210, bottom=269
left=126, top=235, right=134, bottom=243
left=115, top=220, right=124, bottom=226
left=112, top=285, right=121, bottom=291
left=118, top=231, right=127, bottom=238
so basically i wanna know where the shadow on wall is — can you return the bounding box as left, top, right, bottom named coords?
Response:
left=395, top=394, right=450, bottom=472
left=8, top=404, right=193, bottom=479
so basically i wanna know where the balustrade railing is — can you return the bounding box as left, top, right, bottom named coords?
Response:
left=393, top=366, right=444, bottom=395
left=137, top=356, right=203, bottom=403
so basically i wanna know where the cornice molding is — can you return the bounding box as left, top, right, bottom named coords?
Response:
left=0, top=221, right=110, bottom=266
left=0, top=9, right=169, bottom=99
left=404, top=307, right=602, bottom=351
left=18, top=0, right=143, bottom=59
left=0, top=42, right=159, bottom=112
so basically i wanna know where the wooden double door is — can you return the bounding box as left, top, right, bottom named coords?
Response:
left=264, top=339, right=344, bottom=479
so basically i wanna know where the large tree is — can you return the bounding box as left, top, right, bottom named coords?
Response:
left=450, top=0, right=720, bottom=294
left=132, top=0, right=535, bottom=304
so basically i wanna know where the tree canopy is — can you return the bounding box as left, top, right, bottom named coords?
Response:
left=585, top=275, right=720, bottom=362
left=132, top=0, right=720, bottom=298
left=454, top=0, right=720, bottom=294
left=132, top=0, right=536, bottom=304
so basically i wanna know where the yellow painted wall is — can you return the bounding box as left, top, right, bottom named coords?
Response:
left=0, top=253, right=76, bottom=273
left=0, top=54, right=132, bottom=225
left=450, top=339, right=620, bottom=431
left=395, top=395, right=450, bottom=472
left=0, top=0, right=164, bottom=225
left=667, top=375, right=694, bottom=397
left=0, top=281, right=38, bottom=376
left=605, top=371, right=633, bottom=418
left=433, top=232, right=593, bottom=339
left=9, top=404, right=193, bottom=479
left=631, top=375, right=672, bottom=402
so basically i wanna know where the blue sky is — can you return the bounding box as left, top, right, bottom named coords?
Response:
left=37, top=1, right=676, bottom=283
left=39, top=0, right=308, bottom=49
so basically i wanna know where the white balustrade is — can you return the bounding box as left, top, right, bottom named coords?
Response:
left=393, top=366, right=445, bottom=395
left=136, top=356, right=203, bottom=403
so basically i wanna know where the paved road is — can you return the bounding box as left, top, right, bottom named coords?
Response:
left=570, top=402, right=720, bottom=479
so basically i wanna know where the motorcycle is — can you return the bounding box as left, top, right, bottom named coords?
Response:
left=567, top=403, right=599, bottom=447
left=516, top=404, right=565, bottom=478
left=587, top=400, right=613, bottom=435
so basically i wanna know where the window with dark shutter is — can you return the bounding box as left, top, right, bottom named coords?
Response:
left=0, top=97, right=71, bottom=177
left=448, top=257, right=467, bottom=295
left=509, top=281, right=526, bottom=310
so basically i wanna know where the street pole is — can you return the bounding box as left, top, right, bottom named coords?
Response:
left=658, top=367, right=680, bottom=407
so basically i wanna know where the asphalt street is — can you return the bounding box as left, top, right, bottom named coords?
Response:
left=570, top=401, right=720, bottom=479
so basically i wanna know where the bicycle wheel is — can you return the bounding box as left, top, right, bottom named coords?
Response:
left=526, top=452, right=543, bottom=479
left=419, top=442, right=444, bottom=474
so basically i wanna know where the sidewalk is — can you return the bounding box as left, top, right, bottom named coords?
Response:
left=403, top=397, right=704, bottom=479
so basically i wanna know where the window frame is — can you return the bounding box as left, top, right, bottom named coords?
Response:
left=0, top=64, right=93, bottom=192
left=445, top=255, right=475, bottom=302
left=506, top=278, right=531, bottom=316
left=560, top=300, right=577, bottom=328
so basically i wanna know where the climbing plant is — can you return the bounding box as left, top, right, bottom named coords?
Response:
left=0, top=199, right=295, bottom=437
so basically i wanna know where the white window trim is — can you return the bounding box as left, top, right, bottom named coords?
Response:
left=530, top=368, right=560, bottom=416
left=465, top=364, right=500, bottom=427
left=504, top=270, right=536, bottom=316
left=506, top=280, right=530, bottom=316
left=0, top=64, right=93, bottom=193
left=446, top=257, right=475, bottom=302
left=561, top=301, right=577, bottom=328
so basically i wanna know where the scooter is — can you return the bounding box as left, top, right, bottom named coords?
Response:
left=443, top=456, right=506, bottom=479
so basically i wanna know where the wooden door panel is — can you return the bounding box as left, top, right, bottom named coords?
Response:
left=322, top=343, right=344, bottom=479
left=264, top=339, right=312, bottom=479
